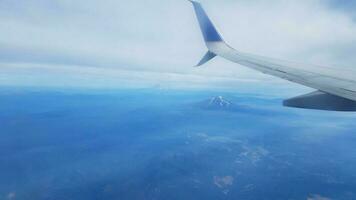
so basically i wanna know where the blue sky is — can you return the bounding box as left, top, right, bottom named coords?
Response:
left=1, top=0, right=356, bottom=93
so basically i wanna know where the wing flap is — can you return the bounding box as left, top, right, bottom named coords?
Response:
left=283, top=90, right=356, bottom=111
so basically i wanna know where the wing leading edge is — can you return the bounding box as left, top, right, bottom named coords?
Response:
left=189, top=1, right=356, bottom=111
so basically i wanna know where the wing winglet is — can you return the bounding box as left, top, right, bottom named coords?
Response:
left=195, top=51, right=216, bottom=67
left=190, top=1, right=222, bottom=66
left=189, top=0, right=223, bottom=43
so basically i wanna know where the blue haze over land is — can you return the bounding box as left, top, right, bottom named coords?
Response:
left=1, top=88, right=356, bottom=200
left=1, top=0, right=356, bottom=199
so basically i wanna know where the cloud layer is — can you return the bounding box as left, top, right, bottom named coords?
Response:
left=1, top=0, right=356, bottom=91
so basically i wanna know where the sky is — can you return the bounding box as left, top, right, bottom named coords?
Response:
left=1, top=0, right=356, bottom=92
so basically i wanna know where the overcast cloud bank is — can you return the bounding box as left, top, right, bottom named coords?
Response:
left=0, top=0, right=356, bottom=91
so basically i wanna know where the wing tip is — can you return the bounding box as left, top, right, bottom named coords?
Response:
left=189, top=0, right=223, bottom=43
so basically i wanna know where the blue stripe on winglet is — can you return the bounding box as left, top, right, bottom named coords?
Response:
left=190, top=1, right=223, bottom=42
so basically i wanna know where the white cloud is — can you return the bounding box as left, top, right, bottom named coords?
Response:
left=0, top=0, right=356, bottom=90
left=307, top=194, right=331, bottom=200
left=6, top=192, right=16, bottom=200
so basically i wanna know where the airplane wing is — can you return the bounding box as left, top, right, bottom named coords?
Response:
left=189, top=0, right=356, bottom=111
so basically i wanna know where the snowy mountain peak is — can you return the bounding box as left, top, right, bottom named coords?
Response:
left=208, top=96, right=232, bottom=108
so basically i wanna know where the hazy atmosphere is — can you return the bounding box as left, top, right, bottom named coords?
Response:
left=1, top=0, right=356, bottom=90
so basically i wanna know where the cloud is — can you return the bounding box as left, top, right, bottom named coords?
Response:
left=213, top=175, right=234, bottom=194
left=6, top=192, right=16, bottom=200
left=0, top=62, right=278, bottom=91
left=1, top=0, right=356, bottom=90
left=307, top=194, right=331, bottom=200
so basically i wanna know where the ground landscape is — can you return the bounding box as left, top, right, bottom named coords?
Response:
left=0, top=88, right=356, bottom=200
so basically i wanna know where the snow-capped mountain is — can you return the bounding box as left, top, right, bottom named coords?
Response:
left=196, top=95, right=275, bottom=115
left=208, top=96, right=233, bottom=108
left=198, top=96, right=237, bottom=110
